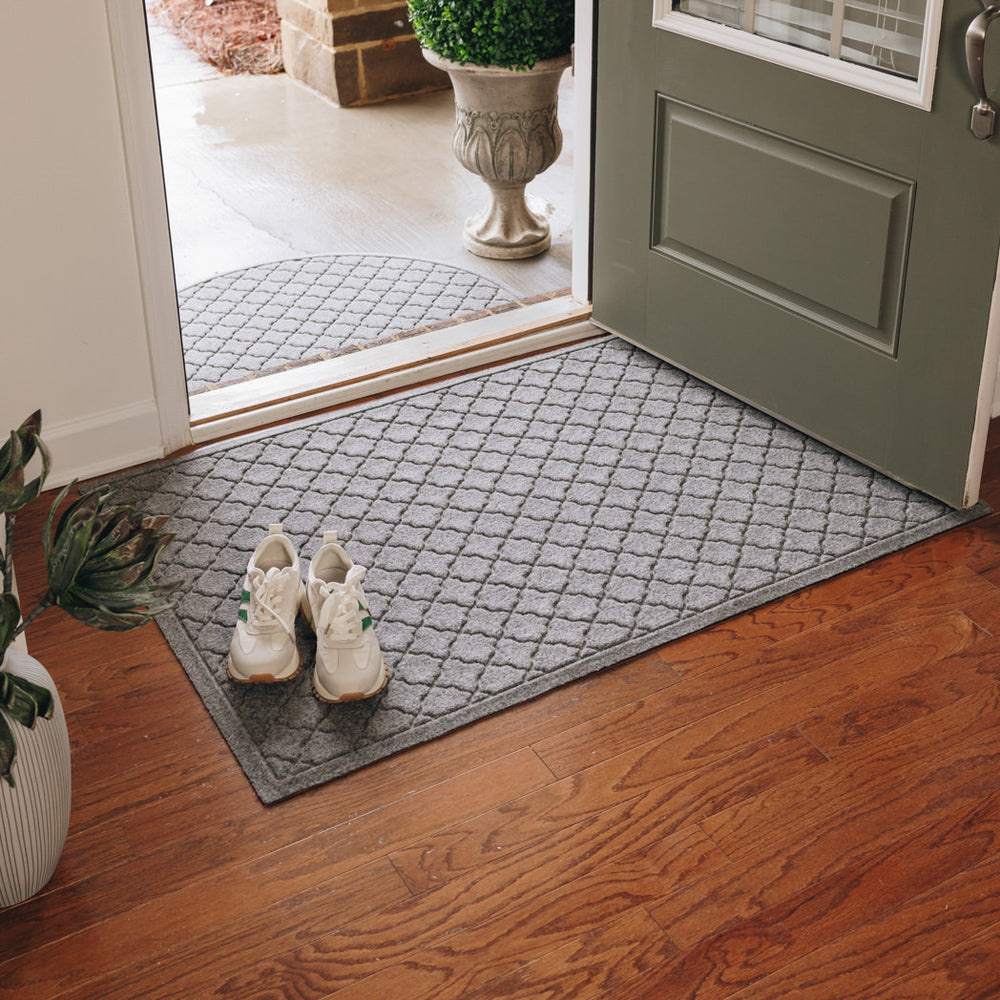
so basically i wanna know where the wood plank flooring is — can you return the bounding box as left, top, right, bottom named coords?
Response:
left=4, top=421, right=1000, bottom=999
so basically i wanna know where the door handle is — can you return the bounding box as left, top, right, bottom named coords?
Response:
left=967, top=1, right=1000, bottom=139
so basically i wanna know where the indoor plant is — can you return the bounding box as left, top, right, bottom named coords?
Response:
left=409, top=0, right=574, bottom=259
left=0, top=411, right=177, bottom=906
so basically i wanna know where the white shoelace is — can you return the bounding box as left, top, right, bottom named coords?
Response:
left=248, top=567, right=297, bottom=637
left=317, top=565, right=368, bottom=641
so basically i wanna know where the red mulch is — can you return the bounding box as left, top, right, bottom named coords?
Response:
left=149, top=0, right=282, bottom=75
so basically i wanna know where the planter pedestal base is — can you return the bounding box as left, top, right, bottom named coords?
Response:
left=464, top=186, right=551, bottom=259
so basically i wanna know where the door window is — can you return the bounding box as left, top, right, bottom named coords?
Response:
left=653, top=0, right=941, bottom=108
left=676, top=0, right=925, bottom=78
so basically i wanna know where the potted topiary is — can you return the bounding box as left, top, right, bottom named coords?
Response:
left=0, top=411, right=178, bottom=907
left=409, top=0, right=574, bottom=259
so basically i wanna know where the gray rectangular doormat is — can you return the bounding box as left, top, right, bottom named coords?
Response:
left=110, top=338, right=987, bottom=803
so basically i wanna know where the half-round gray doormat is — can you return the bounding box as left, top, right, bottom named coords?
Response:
left=108, top=338, right=988, bottom=804
left=179, top=254, right=516, bottom=392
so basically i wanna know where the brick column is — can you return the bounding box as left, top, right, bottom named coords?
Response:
left=278, top=0, right=450, bottom=106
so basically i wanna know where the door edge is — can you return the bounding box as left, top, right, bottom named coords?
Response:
left=965, top=241, right=1000, bottom=506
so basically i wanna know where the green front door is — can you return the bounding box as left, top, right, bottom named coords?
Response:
left=592, top=0, right=1000, bottom=507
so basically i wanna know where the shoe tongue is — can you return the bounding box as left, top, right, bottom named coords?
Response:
left=247, top=565, right=295, bottom=628
left=249, top=564, right=289, bottom=589
left=319, top=573, right=366, bottom=639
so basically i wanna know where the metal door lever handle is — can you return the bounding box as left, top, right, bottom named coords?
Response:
left=967, top=1, right=1000, bottom=139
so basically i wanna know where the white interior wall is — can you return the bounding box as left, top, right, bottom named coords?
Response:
left=1, top=0, right=166, bottom=486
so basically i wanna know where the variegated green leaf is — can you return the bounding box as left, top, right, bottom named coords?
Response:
left=77, top=534, right=175, bottom=592
left=62, top=581, right=177, bottom=611
left=78, top=522, right=160, bottom=577
left=46, top=489, right=100, bottom=594
left=0, top=434, right=25, bottom=511
left=85, top=509, right=145, bottom=566
left=0, top=413, right=50, bottom=514
left=15, top=410, right=44, bottom=467
left=57, top=603, right=161, bottom=631
left=0, top=674, right=35, bottom=729
left=0, top=712, right=16, bottom=788
left=39, top=480, right=180, bottom=635
left=0, top=430, right=22, bottom=482
left=0, top=592, right=20, bottom=657
left=42, top=481, right=75, bottom=570
left=0, top=672, right=53, bottom=728
left=6, top=466, right=46, bottom=512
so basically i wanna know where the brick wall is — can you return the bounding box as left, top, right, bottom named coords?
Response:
left=278, top=0, right=449, bottom=106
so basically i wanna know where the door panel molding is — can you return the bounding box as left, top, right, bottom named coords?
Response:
left=651, top=97, right=915, bottom=354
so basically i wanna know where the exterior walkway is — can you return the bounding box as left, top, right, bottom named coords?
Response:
left=146, top=16, right=575, bottom=298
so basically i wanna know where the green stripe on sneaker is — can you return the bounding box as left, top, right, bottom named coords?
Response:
left=238, top=608, right=248, bottom=623
left=358, top=600, right=372, bottom=631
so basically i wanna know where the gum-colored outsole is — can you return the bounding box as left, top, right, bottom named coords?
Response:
left=226, top=655, right=301, bottom=684
left=312, top=660, right=389, bottom=704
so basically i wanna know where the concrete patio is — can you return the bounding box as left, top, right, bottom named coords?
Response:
left=145, top=15, right=575, bottom=299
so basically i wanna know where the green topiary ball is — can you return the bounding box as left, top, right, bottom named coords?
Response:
left=408, top=0, right=574, bottom=70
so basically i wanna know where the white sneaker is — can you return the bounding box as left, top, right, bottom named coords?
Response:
left=226, top=524, right=303, bottom=683
left=301, top=531, right=388, bottom=703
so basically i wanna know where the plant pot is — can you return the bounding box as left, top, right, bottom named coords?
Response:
left=0, top=648, right=71, bottom=908
left=422, top=49, right=571, bottom=260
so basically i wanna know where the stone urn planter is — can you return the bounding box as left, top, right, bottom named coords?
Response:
left=0, top=648, right=71, bottom=908
left=423, top=49, right=571, bottom=259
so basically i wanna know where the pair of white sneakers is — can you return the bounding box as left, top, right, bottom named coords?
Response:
left=226, top=524, right=388, bottom=703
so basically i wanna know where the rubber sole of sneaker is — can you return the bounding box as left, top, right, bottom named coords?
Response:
left=225, top=651, right=301, bottom=684
left=311, top=658, right=388, bottom=704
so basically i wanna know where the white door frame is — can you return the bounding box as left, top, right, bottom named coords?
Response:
left=104, top=0, right=597, bottom=452
left=106, top=0, right=191, bottom=455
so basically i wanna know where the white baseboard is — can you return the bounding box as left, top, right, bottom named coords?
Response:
left=43, top=400, right=165, bottom=487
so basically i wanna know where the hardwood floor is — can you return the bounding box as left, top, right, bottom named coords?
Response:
left=5, top=422, right=1000, bottom=999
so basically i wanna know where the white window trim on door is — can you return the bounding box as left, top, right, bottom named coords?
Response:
left=651, top=0, right=943, bottom=110
left=104, top=0, right=597, bottom=451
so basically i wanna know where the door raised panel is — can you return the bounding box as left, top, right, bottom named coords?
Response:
left=651, top=98, right=915, bottom=353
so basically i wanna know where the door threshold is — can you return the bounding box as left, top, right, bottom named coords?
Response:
left=188, top=294, right=596, bottom=444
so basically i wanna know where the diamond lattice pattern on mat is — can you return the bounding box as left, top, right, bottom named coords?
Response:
left=118, top=339, right=958, bottom=800
left=179, top=255, right=514, bottom=391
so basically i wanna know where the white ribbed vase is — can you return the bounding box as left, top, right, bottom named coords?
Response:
left=422, top=49, right=571, bottom=259
left=0, top=649, right=71, bottom=908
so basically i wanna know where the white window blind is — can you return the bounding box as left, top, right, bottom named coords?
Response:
left=675, top=0, right=926, bottom=79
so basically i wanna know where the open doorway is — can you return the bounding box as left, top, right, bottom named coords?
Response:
left=143, top=2, right=583, bottom=434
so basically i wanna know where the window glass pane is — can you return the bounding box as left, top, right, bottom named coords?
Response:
left=677, top=0, right=744, bottom=30
left=840, top=0, right=925, bottom=78
left=754, top=0, right=834, bottom=57
left=672, top=0, right=926, bottom=80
